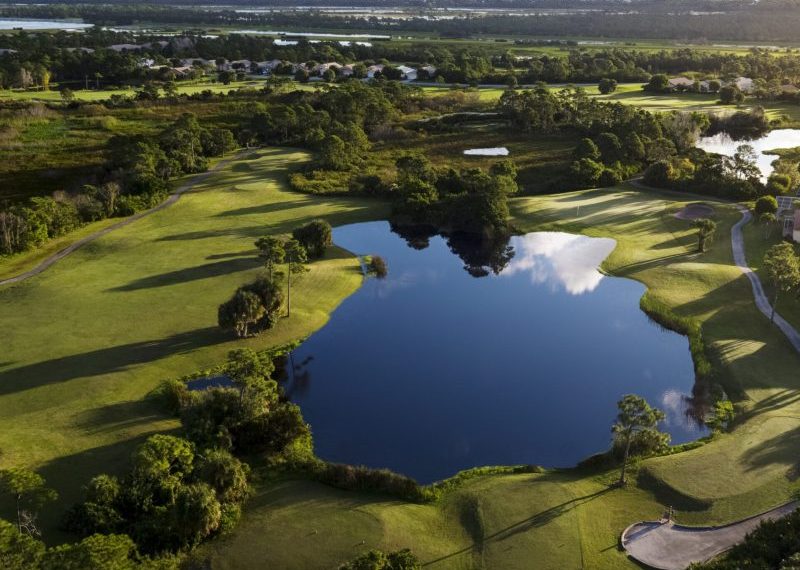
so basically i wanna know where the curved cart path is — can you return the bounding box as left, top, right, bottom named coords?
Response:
left=622, top=502, right=799, bottom=569
left=0, top=152, right=244, bottom=287
left=731, top=204, right=800, bottom=354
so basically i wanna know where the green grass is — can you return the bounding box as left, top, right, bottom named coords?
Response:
left=423, top=83, right=800, bottom=123
left=0, top=147, right=389, bottom=540
left=193, top=185, right=800, bottom=569
left=0, top=78, right=319, bottom=103
left=4, top=142, right=800, bottom=567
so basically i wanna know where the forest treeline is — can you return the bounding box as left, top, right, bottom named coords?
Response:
left=10, top=28, right=800, bottom=89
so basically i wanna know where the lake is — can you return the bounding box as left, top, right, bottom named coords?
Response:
left=0, top=18, right=92, bottom=31
left=696, top=128, right=800, bottom=181
left=284, top=221, right=704, bottom=483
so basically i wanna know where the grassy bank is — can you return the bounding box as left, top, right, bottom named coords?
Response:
left=191, top=185, right=800, bottom=569
left=0, top=147, right=389, bottom=539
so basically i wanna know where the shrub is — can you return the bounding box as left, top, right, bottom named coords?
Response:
left=292, top=219, right=332, bottom=258
left=599, top=168, right=623, bottom=187
left=755, top=195, right=778, bottom=216
left=368, top=256, right=388, bottom=278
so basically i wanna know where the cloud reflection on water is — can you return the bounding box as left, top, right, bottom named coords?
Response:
left=500, top=232, right=617, bottom=295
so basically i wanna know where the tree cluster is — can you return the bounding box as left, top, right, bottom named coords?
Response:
left=0, top=112, right=235, bottom=255
left=392, top=154, right=516, bottom=236
left=64, top=434, right=249, bottom=555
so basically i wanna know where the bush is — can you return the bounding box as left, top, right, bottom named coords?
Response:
left=292, top=219, right=332, bottom=259
left=368, top=256, right=388, bottom=278
left=339, top=548, right=421, bottom=570
left=755, top=195, right=778, bottom=216
left=599, top=168, right=623, bottom=187
left=643, top=161, right=675, bottom=188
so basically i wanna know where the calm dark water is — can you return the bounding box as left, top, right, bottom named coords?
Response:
left=285, top=221, right=703, bottom=483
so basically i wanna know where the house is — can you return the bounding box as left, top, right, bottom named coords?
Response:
left=366, top=64, right=384, bottom=78
left=66, top=47, right=95, bottom=54
left=230, top=59, right=252, bottom=72
left=780, top=84, right=799, bottom=94
left=397, top=65, right=417, bottom=81
left=0, top=49, right=18, bottom=56
left=668, top=76, right=695, bottom=90
left=181, top=58, right=212, bottom=68
left=339, top=64, right=355, bottom=77
left=795, top=210, right=800, bottom=243
left=108, top=43, right=143, bottom=52
left=137, top=58, right=156, bottom=68
left=777, top=195, right=800, bottom=240
left=255, top=59, right=283, bottom=74
left=420, top=65, right=437, bottom=78
left=734, top=76, right=754, bottom=93
left=171, top=66, right=194, bottom=77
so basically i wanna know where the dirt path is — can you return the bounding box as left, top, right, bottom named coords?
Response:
left=0, top=152, right=244, bottom=287
left=622, top=502, right=799, bottom=569
left=731, top=205, right=800, bottom=353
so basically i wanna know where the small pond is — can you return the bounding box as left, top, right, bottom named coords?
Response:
left=464, top=147, right=510, bottom=156
left=0, top=18, right=92, bottom=31
left=696, top=128, right=800, bottom=181
left=284, top=221, right=705, bottom=483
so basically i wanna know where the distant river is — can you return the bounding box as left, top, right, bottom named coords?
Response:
left=0, top=18, right=92, bottom=31
left=284, top=222, right=705, bottom=483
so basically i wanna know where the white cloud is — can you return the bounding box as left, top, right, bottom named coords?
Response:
left=500, top=232, right=616, bottom=295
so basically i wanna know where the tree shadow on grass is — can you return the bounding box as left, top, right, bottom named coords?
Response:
left=422, top=486, right=611, bottom=567
left=0, top=326, right=225, bottom=397
left=739, top=424, right=800, bottom=477
left=107, top=257, right=258, bottom=292
left=213, top=198, right=311, bottom=218
left=74, top=398, right=168, bottom=435
left=23, top=428, right=182, bottom=545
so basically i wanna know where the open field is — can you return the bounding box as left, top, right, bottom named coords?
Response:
left=0, top=78, right=317, bottom=102
left=192, top=185, right=800, bottom=569
left=0, top=147, right=389, bottom=540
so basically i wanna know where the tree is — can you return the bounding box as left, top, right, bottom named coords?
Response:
left=0, top=469, right=57, bottom=536
left=612, top=395, right=665, bottom=486
left=598, top=77, right=617, bottom=94
left=760, top=212, right=778, bottom=239
left=171, top=483, right=221, bottom=549
left=339, top=548, right=421, bottom=570
left=368, top=256, right=388, bottom=278
left=755, top=195, right=778, bottom=216
left=59, top=87, right=75, bottom=104
left=40, top=533, right=137, bottom=570
left=705, top=400, right=735, bottom=433
left=694, top=218, right=717, bottom=252
left=193, top=449, right=250, bottom=504
left=320, top=135, right=353, bottom=171
left=644, top=74, right=670, bottom=93
left=0, top=518, right=44, bottom=569
left=283, top=238, right=308, bottom=318
left=292, top=219, right=332, bottom=259
left=225, top=348, right=277, bottom=416
left=570, top=158, right=604, bottom=187
left=596, top=132, right=623, bottom=164
left=254, top=236, right=285, bottom=280
left=573, top=138, right=601, bottom=161
left=763, top=242, right=800, bottom=322
left=218, top=70, right=235, bottom=85
left=719, top=85, right=743, bottom=104
left=217, top=289, right=265, bottom=337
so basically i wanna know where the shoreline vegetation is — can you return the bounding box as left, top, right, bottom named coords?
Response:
left=2, top=37, right=800, bottom=566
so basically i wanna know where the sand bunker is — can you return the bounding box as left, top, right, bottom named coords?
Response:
left=675, top=203, right=715, bottom=220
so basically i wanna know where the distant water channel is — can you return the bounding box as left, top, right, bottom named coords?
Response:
left=283, top=222, right=704, bottom=483
left=0, top=18, right=92, bottom=31
left=696, top=128, right=800, bottom=182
